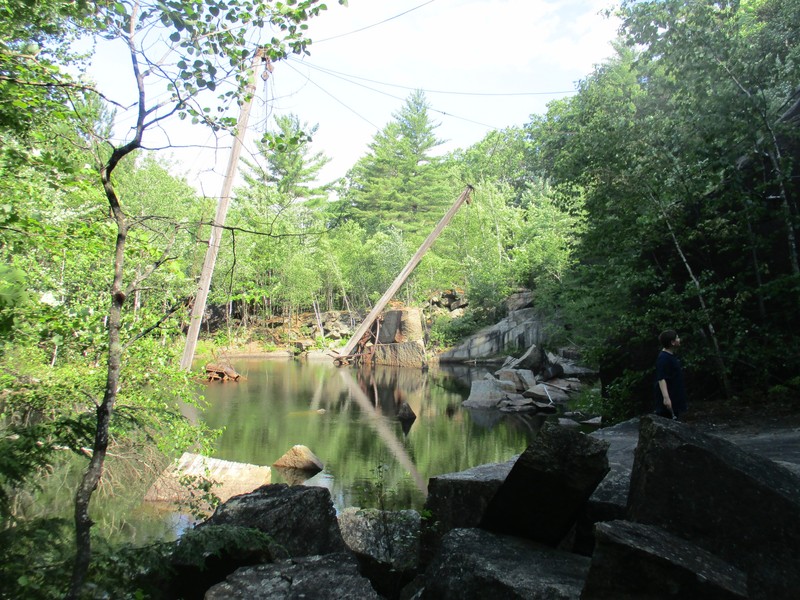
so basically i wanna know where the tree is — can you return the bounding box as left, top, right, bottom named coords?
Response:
left=0, top=0, right=97, bottom=136
left=246, top=114, right=333, bottom=204
left=529, top=0, right=800, bottom=417
left=1, top=1, right=343, bottom=595
left=455, top=126, right=531, bottom=204
left=211, top=113, right=334, bottom=325
left=619, top=0, right=800, bottom=281
left=342, top=90, right=454, bottom=240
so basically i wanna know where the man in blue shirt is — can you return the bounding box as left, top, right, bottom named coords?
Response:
left=654, top=330, right=687, bottom=419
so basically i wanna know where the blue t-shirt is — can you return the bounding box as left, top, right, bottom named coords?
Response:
left=654, top=350, right=687, bottom=417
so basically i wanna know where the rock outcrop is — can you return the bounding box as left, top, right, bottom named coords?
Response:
left=627, top=416, right=800, bottom=600
left=480, top=423, right=610, bottom=546
left=421, top=459, right=516, bottom=564
left=159, top=417, right=800, bottom=599
left=418, top=528, right=590, bottom=599
left=583, top=520, right=749, bottom=600
left=370, top=340, right=427, bottom=368
left=461, top=348, right=595, bottom=419
left=205, top=553, right=380, bottom=599
left=199, top=484, right=347, bottom=559
left=438, top=307, right=545, bottom=363
left=367, top=308, right=428, bottom=368
left=338, top=508, right=421, bottom=598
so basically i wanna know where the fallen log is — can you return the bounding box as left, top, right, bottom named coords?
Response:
left=205, top=362, right=240, bottom=382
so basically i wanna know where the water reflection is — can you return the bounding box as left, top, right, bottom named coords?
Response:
left=338, top=369, right=428, bottom=495
left=199, top=359, right=546, bottom=512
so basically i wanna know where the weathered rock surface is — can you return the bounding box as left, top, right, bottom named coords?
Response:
left=272, top=466, right=316, bottom=485
left=502, top=342, right=546, bottom=371
left=371, top=340, right=427, bottom=368
left=311, top=310, right=359, bottom=341
left=505, top=288, right=534, bottom=312
left=418, top=528, right=590, bottom=599
left=144, top=452, right=271, bottom=505
left=462, top=376, right=509, bottom=409
left=339, top=508, right=420, bottom=571
left=272, top=444, right=323, bottom=473
left=169, top=414, right=800, bottom=599
left=572, top=418, right=641, bottom=553
left=582, top=520, right=748, bottom=600
left=498, top=395, right=537, bottom=413
left=424, top=459, right=515, bottom=532
left=199, top=484, right=347, bottom=559
left=438, top=307, right=545, bottom=363
left=628, top=415, right=800, bottom=600
left=204, top=553, right=380, bottom=599
left=522, top=382, right=570, bottom=403
left=339, top=508, right=421, bottom=598
left=422, top=459, right=515, bottom=564
left=546, top=351, right=598, bottom=378
left=377, top=308, right=424, bottom=344
left=481, top=423, right=610, bottom=546
left=495, top=367, right=536, bottom=392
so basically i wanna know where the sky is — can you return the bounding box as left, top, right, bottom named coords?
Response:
left=89, top=0, right=621, bottom=195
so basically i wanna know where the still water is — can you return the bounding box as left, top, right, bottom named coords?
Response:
left=198, top=358, right=548, bottom=512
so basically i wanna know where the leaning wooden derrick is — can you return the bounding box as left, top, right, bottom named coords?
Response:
left=334, top=185, right=473, bottom=366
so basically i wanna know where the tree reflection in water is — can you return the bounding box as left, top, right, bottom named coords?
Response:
left=200, top=359, right=547, bottom=512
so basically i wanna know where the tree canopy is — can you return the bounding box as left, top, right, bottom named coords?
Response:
left=1, top=0, right=799, bottom=595
left=529, top=0, right=800, bottom=415
left=341, top=90, right=454, bottom=239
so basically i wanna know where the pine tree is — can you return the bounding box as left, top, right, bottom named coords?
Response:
left=342, top=90, right=453, bottom=240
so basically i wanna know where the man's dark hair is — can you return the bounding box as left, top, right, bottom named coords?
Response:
left=659, top=330, right=678, bottom=348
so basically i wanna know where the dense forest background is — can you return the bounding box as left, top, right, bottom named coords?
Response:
left=1, top=0, right=799, bottom=597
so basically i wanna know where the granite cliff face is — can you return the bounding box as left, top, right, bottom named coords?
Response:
left=438, top=307, right=546, bottom=364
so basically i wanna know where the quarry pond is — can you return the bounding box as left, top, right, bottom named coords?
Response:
left=193, top=357, right=547, bottom=513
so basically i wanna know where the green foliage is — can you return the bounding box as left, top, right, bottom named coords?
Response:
left=176, top=473, right=221, bottom=520
left=0, top=518, right=75, bottom=599
left=217, top=113, right=337, bottom=319
left=341, top=90, right=456, bottom=240
left=248, top=114, right=333, bottom=205
left=529, top=0, right=800, bottom=404
left=602, top=369, right=654, bottom=424
left=0, top=523, right=274, bottom=600
left=428, top=311, right=493, bottom=350
left=568, top=383, right=604, bottom=418
left=165, top=524, right=274, bottom=570
left=1, top=0, right=798, bottom=593
left=456, top=126, right=531, bottom=203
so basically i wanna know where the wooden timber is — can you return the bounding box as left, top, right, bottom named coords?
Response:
left=335, top=185, right=473, bottom=362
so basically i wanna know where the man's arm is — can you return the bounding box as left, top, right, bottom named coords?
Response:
left=658, top=379, right=672, bottom=412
